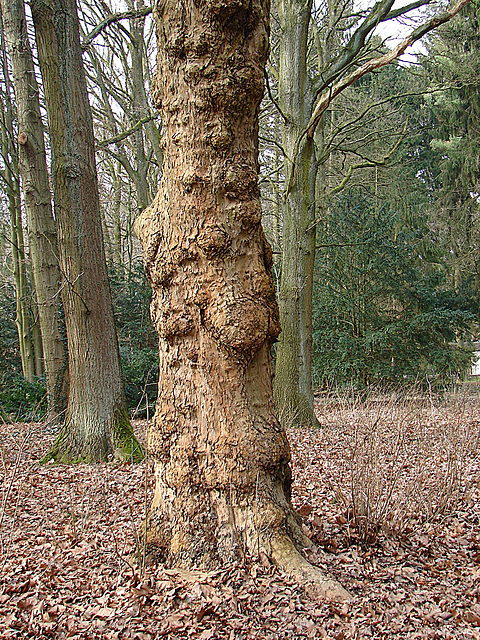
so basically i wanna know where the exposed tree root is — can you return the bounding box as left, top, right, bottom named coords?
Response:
left=267, top=533, right=352, bottom=602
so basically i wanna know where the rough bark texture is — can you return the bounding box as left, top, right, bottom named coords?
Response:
left=135, top=0, right=347, bottom=600
left=273, top=0, right=320, bottom=429
left=31, top=0, right=141, bottom=463
left=1, top=0, right=68, bottom=418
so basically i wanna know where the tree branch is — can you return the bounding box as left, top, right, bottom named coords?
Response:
left=81, top=6, right=152, bottom=50
left=307, top=0, right=472, bottom=139
left=96, top=114, right=157, bottom=147
left=311, top=0, right=397, bottom=97
left=383, top=0, right=432, bottom=22
left=264, top=70, right=289, bottom=123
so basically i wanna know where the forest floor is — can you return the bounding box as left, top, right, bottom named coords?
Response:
left=1, top=385, right=479, bottom=639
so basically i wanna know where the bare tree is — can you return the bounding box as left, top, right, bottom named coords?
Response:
left=271, top=0, right=471, bottom=427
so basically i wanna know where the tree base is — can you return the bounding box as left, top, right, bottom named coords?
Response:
left=137, top=484, right=350, bottom=603
left=136, top=529, right=350, bottom=603
left=274, top=392, right=322, bottom=430
left=41, top=407, right=143, bottom=464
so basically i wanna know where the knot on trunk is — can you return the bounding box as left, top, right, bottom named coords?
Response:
left=222, top=165, right=258, bottom=200
left=155, top=304, right=194, bottom=339
left=206, top=297, right=269, bottom=357
left=202, top=0, right=246, bottom=19
left=197, top=224, right=231, bottom=257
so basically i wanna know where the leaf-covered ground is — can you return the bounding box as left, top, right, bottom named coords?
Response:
left=1, top=389, right=479, bottom=639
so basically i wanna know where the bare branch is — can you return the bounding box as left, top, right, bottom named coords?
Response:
left=96, top=114, right=157, bottom=147
left=311, top=0, right=397, bottom=97
left=81, top=6, right=152, bottom=50
left=383, top=0, right=432, bottom=22
left=307, top=0, right=472, bottom=139
left=264, top=70, right=289, bottom=123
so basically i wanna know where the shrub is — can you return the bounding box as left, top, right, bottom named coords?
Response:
left=319, top=387, right=480, bottom=545
left=0, top=373, right=47, bottom=422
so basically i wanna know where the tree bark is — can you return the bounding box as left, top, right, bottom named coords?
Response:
left=31, top=0, right=141, bottom=462
left=9, top=181, right=36, bottom=383
left=135, top=0, right=347, bottom=600
left=1, top=0, right=68, bottom=418
left=0, top=16, right=36, bottom=383
left=273, top=0, right=320, bottom=428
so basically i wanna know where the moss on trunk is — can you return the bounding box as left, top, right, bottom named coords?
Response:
left=42, top=406, right=143, bottom=464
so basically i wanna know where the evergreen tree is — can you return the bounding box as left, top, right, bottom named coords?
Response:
left=313, top=190, right=475, bottom=389
left=422, top=0, right=480, bottom=298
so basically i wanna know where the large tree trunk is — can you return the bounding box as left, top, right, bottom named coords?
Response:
left=135, top=0, right=347, bottom=600
left=1, top=0, right=68, bottom=418
left=273, top=0, right=320, bottom=428
left=31, top=0, right=141, bottom=463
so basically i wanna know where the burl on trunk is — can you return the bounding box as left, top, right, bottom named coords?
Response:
left=135, top=0, right=348, bottom=600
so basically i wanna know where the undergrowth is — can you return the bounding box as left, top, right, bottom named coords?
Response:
left=317, top=384, right=480, bottom=546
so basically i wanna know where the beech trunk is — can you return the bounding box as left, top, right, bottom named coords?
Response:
left=273, top=0, right=320, bottom=429
left=135, top=0, right=347, bottom=600
left=31, top=0, right=141, bottom=462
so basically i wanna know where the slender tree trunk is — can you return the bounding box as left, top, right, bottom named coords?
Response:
left=112, top=164, right=123, bottom=266
left=31, top=0, right=141, bottom=462
left=30, top=296, right=45, bottom=378
left=130, top=16, right=150, bottom=216
left=135, top=0, right=347, bottom=600
left=128, top=1, right=163, bottom=170
left=0, top=9, right=36, bottom=382
left=1, top=0, right=68, bottom=418
left=273, top=0, right=320, bottom=428
left=9, top=185, right=36, bottom=382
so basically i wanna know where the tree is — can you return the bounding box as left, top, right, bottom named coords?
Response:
left=77, top=0, right=162, bottom=279
left=81, top=0, right=161, bottom=221
left=422, top=0, right=480, bottom=300
left=30, top=0, right=141, bottom=462
left=271, top=0, right=471, bottom=428
left=135, top=0, right=347, bottom=599
left=272, top=0, right=320, bottom=428
left=0, top=12, right=36, bottom=383
left=0, top=0, right=68, bottom=418
left=313, top=191, right=474, bottom=388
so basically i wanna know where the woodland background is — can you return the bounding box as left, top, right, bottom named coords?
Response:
left=1, top=0, right=480, bottom=421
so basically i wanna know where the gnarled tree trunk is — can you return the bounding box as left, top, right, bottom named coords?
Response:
left=135, top=0, right=347, bottom=600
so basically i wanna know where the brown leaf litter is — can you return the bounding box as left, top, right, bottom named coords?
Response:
left=1, top=388, right=479, bottom=638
